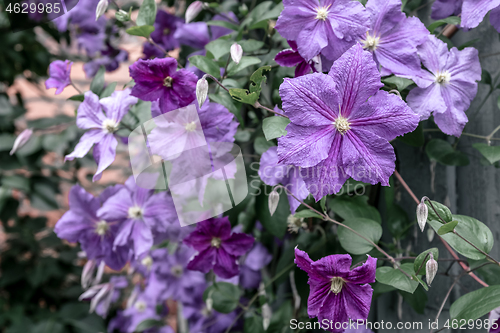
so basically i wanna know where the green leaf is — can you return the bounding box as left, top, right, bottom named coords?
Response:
left=244, top=316, right=264, bottom=333
left=262, top=116, right=290, bottom=140
left=330, top=195, right=382, bottom=224
left=135, top=319, right=163, bottom=332
left=136, top=0, right=157, bottom=26
left=227, top=56, right=261, bottom=76
left=229, top=88, right=259, bottom=105
left=450, top=285, right=500, bottom=321
left=126, top=25, right=155, bottom=37
left=400, top=287, right=428, bottom=314
left=205, top=39, right=232, bottom=60
left=228, top=66, right=272, bottom=105
left=89, top=66, right=105, bottom=95
left=428, top=16, right=461, bottom=33
left=376, top=263, right=419, bottom=294
left=253, top=136, right=274, bottom=155
left=472, top=143, right=500, bottom=164
left=189, top=55, right=221, bottom=78
left=425, top=200, right=453, bottom=223
left=397, top=124, right=424, bottom=147
left=203, top=282, right=241, bottom=314
left=458, top=38, right=480, bottom=50
left=413, top=248, right=439, bottom=276
left=68, top=94, right=84, bottom=102
left=426, top=138, right=469, bottom=166
left=293, top=209, right=323, bottom=219
left=100, top=82, right=117, bottom=98
left=428, top=215, right=494, bottom=260
left=386, top=204, right=410, bottom=239
left=249, top=66, right=272, bottom=94
left=239, top=39, right=265, bottom=52
left=207, top=20, right=239, bottom=31
left=412, top=274, right=429, bottom=291
left=381, top=76, right=415, bottom=91
left=337, top=218, right=382, bottom=255
left=481, top=69, right=492, bottom=86
left=2, top=175, right=30, bottom=192
left=437, top=220, right=459, bottom=235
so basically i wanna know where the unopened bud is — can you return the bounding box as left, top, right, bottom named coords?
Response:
left=115, top=9, right=131, bottom=22
left=10, top=128, right=33, bottom=155
left=185, top=1, right=203, bottom=23
left=239, top=3, right=248, bottom=16
left=267, top=20, right=276, bottom=36
left=268, top=188, right=280, bottom=216
left=206, top=297, right=213, bottom=312
left=230, top=43, right=243, bottom=64
left=427, top=228, right=435, bottom=242
left=95, top=0, right=108, bottom=20
left=262, top=303, right=272, bottom=330
left=416, top=200, right=428, bottom=232
left=196, top=77, right=209, bottom=107
left=426, top=253, right=438, bottom=286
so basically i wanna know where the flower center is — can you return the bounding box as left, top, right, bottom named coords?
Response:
left=128, top=206, right=143, bottom=219
left=287, top=215, right=305, bottom=233
left=435, top=71, right=451, bottom=85
left=315, top=4, right=331, bottom=20
left=141, top=255, right=153, bottom=269
left=95, top=220, right=109, bottom=236
left=362, top=32, right=380, bottom=51
left=171, top=264, right=183, bottom=277
left=134, top=300, right=147, bottom=312
left=185, top=121, right=197, bottom=132
left=334, top=116, right=350, bottom=135
left=330, top=277, right=345, bottom=294
left=163, top=28, right=170, bottom=35
left=102, top=118, right=118, bottom=134
left=211, top=237, right=221, bottom=248
left=163, top=76, right=173, bottom=87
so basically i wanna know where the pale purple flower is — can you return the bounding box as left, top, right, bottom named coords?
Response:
left=407, top=35, right=481, bottom=137
left=122, top=290, right=170, bottom=333
left=84, top=44, right=128, bottom=78
left=97, top=177, right=175, bottom=258
left=461, top=0, right=500, bottom=32
left=45, top=60, right=73, bottom=95
left=183, top=217, right=254, bottom=278
left=10, top=128, right=33, bottom=155
left=275, top=0, right=370, bottom=62
left=274, top=40, right=321, bottom=77
left=239, top=242, right=272, bottom=289
left=294, top=248, right=377, bottom=333
left=173, top=22, right=211, bottom=50
left=277, top=43, right=419, bottom=200
left=142, top=10, right=183, bottom=58
left=431, top=0, right=463, bottom=20
left=489, top=306, right=500, bottom=333
left=362, top=0, right=428, bottom=77
left=259, top=146, right=309, bottom=213
left=65, top=89, right=138, bottom=181
left=54, top=185, right=129, bottom=270
left=129, top=58, right=197, bottom=114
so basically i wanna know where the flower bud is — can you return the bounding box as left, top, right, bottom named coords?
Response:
left=230, top=43, right=243, bottom=64
left=426, top=253, right=438, bottom=286
left=427, top=228, right=435, bottom=243
left=10, top=128, right=33, bottom=155
left=416, top=200, right=428, bottom=232
left=115, top=9, right=131, bottom=22
left=185, top=1, right=203, bottom=23
left=95, top=0, right=108, bottom=20
left=196, top=77, right=209, bottom=107
left=268, top=188, right=280, bottom=216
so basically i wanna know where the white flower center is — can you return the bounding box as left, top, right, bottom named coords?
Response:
left=134, top=300, right=147, bottom=312
left=287, top=215, right=305, bottom=233
left=211, top=237, right=221, bottom=248
left=102, top=118, right=118, bottom=134
left=171, top=264, right=183, bottom=277
left=141, top=255, right=153, bottom=268
left=95, top=220, right=109, bottom=236
left=185, top=121, right=197, bottom=132
left=315, top=4, right=331, bottom=21
left=435, top=71, right=451, bottom=85
left=334, top=116, right=351, bottom=135
left=362, top=32, right=380, bottom=51
left=163, top=76, right=173, bottom=87
left=128, top=206, right=143, bottom=219
left=330, top=277, right=345, bottom=294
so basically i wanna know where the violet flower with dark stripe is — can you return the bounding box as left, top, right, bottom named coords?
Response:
left=277, top=43, right=419, bottom=200
left=295, top=248, right=377, bottom=333
left=274, top=40, right=321, bottom=77
left=183, top=217, right=254, bottom=278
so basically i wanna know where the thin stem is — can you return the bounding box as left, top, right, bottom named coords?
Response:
left=430, top=276, right=460, bottom=333
left=393, top=170, right=419, bottom=204
left=415, top=252, right=430, bottom=276
left=486, top=124, right=500, bottom=142
left=71, top=82, right=83, bottom=94
left=203, top=74, right=230, bottom=93
left=422, top=128, right=500, bottom=141
left=452, top=230, right=500, bottom=265
left=147, top=37, right=171, bottom=59
left=275, top=185, right=414, bottom=280
left=254, top=101, right=289, bottom=118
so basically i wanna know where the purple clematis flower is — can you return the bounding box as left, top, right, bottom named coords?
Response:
left=129, top=58, right=197, bottom=114
left=122, top=290, right=171, bottom=333
left=239, top=242, right=272, bottom=289
left=277, top=43, right=419, bottom=200
left=407, top=35, right=481, bottom=137
left=275, top=40, right=321, bottom=77
left=259, top=146, right=309, bottom=213
left=142, top=10, right=183, bottom=58
left=294, top=248, right=377, bottom=333
left=183, top=217, right=254, bottom=278
left=45, top=60, right=73, bottom=95
left=97, top=177, right=174, bottom=258
left=54, top=185, right=129, bottom=270
left=275, top=0, right=370, bottom=62
left=65, top=89, right=138, bottom=181
left=361, top=0, right=428, bottom=77
left=489, top=306, right=500, bottom=333
left=84, top=44, right=129, bottom=78
left=461, top=0, right=500, bottom=32
left=431, top=0, right=463, bottom=20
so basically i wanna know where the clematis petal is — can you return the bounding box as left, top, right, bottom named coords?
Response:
left=415, top=35, right=449, bottom=75
left=199, top=217, right=232, bottom=239
left=187, top=247, right=217, bottom=273
left=317, top=292, right=349, bottom=333
left=490, top=6, right=500, bottom=33
left=76, top=91, right=107, bottom=129
left=259, top=146, right=290, bottom=186
left=65, top=130, right=106, bottom=162
left=283, top=166, right=310, bottom=213
left=275, top=48, right=304, bottom=67
left=407, top=84, right=447, bottom=120
left=431, top=0, right=462, bottom=20
left=461, top=0, right=500, bottom=29
left=275, top=2, right=318, bottom=42
left=296, top=19, right=329, bottom=61
left=99, top=89, right=138, bottom=123
left=343, top=282, right=374, bottom=320
left=311, top=253, right=352, bottom=278
left=97, top=187, right=133, bottom=222
left=446, top=47, right=481, bottom=83
left=92, top=133, right=118, bottom=182
left=307, top=279, right=331, bottom=318
left=183, top=229, right=213, bottom=252
left=433, top=105, right=468, bottom=137
left=294, top=247, right=326, bottom=281
left=213, top=248, right=239, bottom=278
left=346, top=256, right=377, bottom=284
left=328, top=44, right=383, bottom=118
left=221, top=232, right=254, bottom=256
left=326, top=0, right=369, bottom=42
